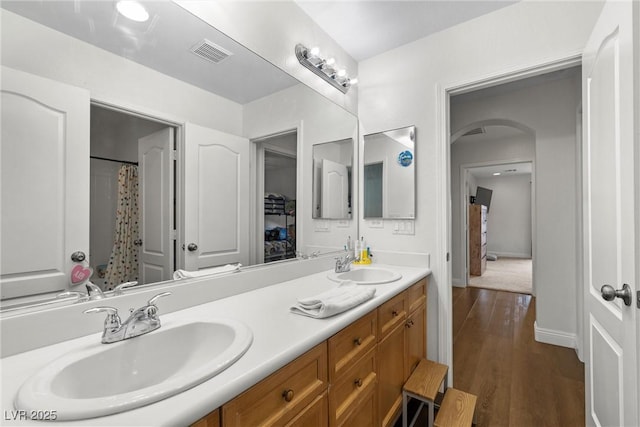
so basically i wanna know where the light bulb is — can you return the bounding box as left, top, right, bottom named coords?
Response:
left=325, top=57, right=335, bottom=66
left=309, top=47, right=320, bottom=57
left=116, top=1, right=149, bottom=22
left=493, top=172, right=501, bottom=176
left=336, top=69, right=347, bottom=78
left=349, top=77, right=358, bottom=85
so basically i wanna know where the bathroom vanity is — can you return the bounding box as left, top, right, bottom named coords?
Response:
left=1, top=265, right=430, bottom=426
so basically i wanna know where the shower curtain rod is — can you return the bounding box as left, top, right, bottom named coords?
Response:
left=90, top=155, right=138, bottom=166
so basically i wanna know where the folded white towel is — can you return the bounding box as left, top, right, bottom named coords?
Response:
left=173, top=264, right=241, bottom=280
left=290, top=282, right=376, bottom=319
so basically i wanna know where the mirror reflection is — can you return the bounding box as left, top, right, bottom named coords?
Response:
left=363, top=126, right=416, bottom=219
left=0, top=1, right=358, bottom=309
left=312, top=139, right=353, bottom=220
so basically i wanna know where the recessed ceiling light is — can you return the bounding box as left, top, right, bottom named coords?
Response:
left=116, top=1, right=149, bottom=22
left=493, top=172, right=501, bottom=176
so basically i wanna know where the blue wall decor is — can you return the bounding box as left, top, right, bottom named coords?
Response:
left=397, top=150, right=413, bottom=167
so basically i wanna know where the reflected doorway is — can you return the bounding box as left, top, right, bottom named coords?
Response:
left=89, top=104, right=177, bottom=290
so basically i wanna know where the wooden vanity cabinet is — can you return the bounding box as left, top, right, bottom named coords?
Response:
left=222, top=342, right=328, bottom=427
left=328, top=311, right=378, bottom=427
left=195, top=277, right=428, bottom=427
left=377, top=279, right=428, bottom=427
left=192, top=408, right=220, bottom=427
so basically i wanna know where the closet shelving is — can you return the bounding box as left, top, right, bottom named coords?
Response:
left=264, top=196, right=296, bottom=262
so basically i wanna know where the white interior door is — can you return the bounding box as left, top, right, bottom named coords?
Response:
left=138, top=128, right=174, bottom=284
left=1, top=67, right=89, bottom=298
left=183, top=123, right=250, bottom=270
left=321, top=158, right=349, bottom=218
left=583, top=1, right=638, bottom=426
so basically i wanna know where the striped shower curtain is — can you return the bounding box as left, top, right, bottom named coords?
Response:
left=104, top=164, right=139, bottom=290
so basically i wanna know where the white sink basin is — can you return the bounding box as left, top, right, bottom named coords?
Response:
left=15, top=318, right=253, bottom=421
left=328, top=267, right=402, bottom=285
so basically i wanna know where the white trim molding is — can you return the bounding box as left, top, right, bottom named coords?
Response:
left=534, top=321, right=577, bottom=349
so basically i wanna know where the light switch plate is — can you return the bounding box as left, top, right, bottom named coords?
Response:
left=314, top=221, right=330, bottom=232
left=368, top=219, right=384, bottom=228
left=336, top=220, right=350, bottom=228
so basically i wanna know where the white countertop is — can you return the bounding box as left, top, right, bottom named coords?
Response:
left=1, top=264, right=430, bottom=426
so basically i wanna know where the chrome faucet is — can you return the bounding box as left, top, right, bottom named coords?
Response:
left=335, top=252, right=354, bottom=273
left=84, top=292, right=171, bottom=344
left=57, top=282, right=106, bottom=302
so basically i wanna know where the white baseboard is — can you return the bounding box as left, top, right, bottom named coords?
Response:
left=452, top=278, right=467, bottom=287
left=534, top=321, right=577, bottom=349
left=491, top=251, right=532, bottom=259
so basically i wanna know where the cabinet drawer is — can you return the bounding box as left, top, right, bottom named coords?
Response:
left=329, top=348, right=377, bottom=426
left=222, top=342, right=328, bottom=427
left=284, top=391, right=328, bottom=427
left=191, top=408, right=220, bottom=427
left=406, top=279, right=427, bottom=314
left=378, top=292, right=406, bottom=339
left=328, top=310, right=376, bottom=381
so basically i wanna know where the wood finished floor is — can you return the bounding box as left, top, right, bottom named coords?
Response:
left=453, top=287, right=585, bottom=427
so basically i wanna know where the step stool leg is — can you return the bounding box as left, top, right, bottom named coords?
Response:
left=428, top=401, right=434, bottom=427
left=402, top=391, right=408, bottom=427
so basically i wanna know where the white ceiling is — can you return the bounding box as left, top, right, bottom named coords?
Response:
left=295, top=0, right=519, bottom=61
left=1, top=1, right=298, bottom=104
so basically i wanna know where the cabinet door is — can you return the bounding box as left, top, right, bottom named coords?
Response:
left=377, top=323, right=405, bottom=427
left=405, top=304, right=426, bottom=380
left=338, top=384, right=377, bottom=427
left=1, top=67, right=89, bottom=298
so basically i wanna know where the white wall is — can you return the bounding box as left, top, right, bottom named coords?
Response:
left=475, top=174, right=532, bottom=258
left=243, top=84, right=358, bottom=253
left=358, top=0, right=603, bottom=360
left=451, top=133, right=535, bottom=284
left=175, top=1, right=358, bottom=115
left=1, top=10, right=243, bottom=135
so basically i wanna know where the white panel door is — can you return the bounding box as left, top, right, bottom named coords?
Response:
left=1, top=67, right=89, bottom=298
left=583, top=1, right=638, bottom=426
left=183, top=123, right=249, bottom=270
left=321, top=158, right=348, bottom=218
left=138, top=128, right=174, bottom=284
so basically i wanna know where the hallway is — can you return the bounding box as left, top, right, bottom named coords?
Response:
left=452, top=287, right=584, bottom=426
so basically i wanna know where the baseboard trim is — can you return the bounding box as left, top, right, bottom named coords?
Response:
left=452, top=278, right=467, bottom=287
left=534, top=321, right=577, bottom=349
left=491, top=252, right=532, bottom=259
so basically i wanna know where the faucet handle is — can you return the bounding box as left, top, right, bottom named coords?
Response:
left=113, top=281, right=138, bottom=296
left=148, top=291, right=171, bottom=306
left=84, top=306, right=121, bottom=328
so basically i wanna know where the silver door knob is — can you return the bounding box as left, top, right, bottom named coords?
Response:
left=187, top=243, right=198, bottom=252
left=70, top=251, right=86, bottom=262
left=601, top=284, right=632, bottom=307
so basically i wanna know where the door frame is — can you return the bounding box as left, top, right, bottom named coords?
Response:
left=457, top=158, right=535, bottom=291
left=250, top=125, right=302, bottom=266
left=436, top=53, right=582, bottom=382
left=90, top=98, right=184, bottom=271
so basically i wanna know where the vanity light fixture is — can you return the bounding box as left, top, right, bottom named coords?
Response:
left=116, top=0, right=149, bottom=22
left=295, top=44, right=356, bottom=93
left=493, top=172, right=501, bottom=176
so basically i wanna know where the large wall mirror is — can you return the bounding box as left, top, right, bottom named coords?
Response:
left=363, top=126, right=416, bottom=219
left=0, top=1, right=358, bottom=310
left=312, top=139, right=353, bottom=219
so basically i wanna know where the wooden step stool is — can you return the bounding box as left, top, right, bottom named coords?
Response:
left=434, top=388, right=477, bottom=427
left=402, top=359, right=448, bottom=427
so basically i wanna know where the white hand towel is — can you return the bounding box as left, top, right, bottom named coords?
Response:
left=290, top=282, right=376, bottom=319
left=173, top=263, right=241, bottom=280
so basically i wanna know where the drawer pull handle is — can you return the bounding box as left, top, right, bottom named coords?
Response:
left=354, top=337, right=362, bottom=346
left=354, top=378, right=363, bottom=387
left=392, top=310, right=398, bottom=317
left=282, top=389, right=294, bottom=402
left=405, top=322, right=411, bottom=328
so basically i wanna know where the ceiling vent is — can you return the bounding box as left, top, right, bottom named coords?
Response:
left=190, top=39, right=233, bottom=64
left=463, top=127, right=486, bottom=137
